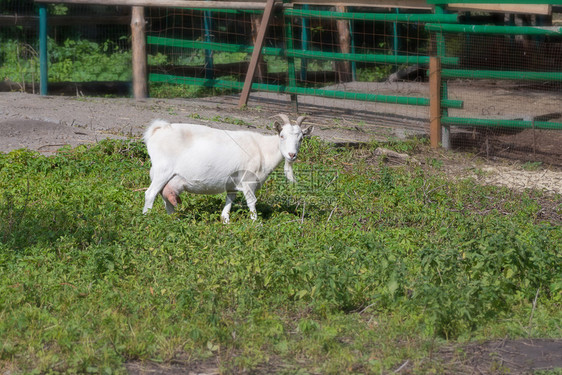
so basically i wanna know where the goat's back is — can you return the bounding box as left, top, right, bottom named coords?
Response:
left=144, top=120, right=282, bottom=195
left=145, top=119, right=278, bottom=174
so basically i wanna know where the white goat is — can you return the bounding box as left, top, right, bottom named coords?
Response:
left=143, top=114, right=313, bottom=223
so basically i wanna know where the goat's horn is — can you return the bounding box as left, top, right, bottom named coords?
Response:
left=296, top=116, right=307, bottom=127
left=276, top=114, right=291, bottom=125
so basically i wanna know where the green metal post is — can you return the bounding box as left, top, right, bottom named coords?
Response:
left=300, top=4, right=309, bottom=82
left=39, top=4, right=48, bottom=96
left=350, top=7, right=356, bottom=81
left=393, top=8, right=400, bottom=58
left=434, top=4, right=449, bottom=149
left=204, top=9, right=214, bottom=79
left=284, top=5, right=298, bottom=112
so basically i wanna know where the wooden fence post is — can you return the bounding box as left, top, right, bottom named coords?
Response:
left=429, top=56, right=442, bottom=148
left=131, top=6, right=147, bottom=99
left=238, top=0, right=276, bottom=108
left=335, top=5, right=352, bottom=83
left=250, top=14, right=267, bottom=82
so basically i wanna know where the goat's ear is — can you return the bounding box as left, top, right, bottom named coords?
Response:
left=274, top=121, right=284, bottom=134
left=302, top=126, right=314, bottom=137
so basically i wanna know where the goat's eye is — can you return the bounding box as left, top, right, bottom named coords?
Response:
left=280, top=135, right=285, bottom=139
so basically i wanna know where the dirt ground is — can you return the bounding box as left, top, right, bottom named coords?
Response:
left=124, top=339, right=562, bottom=374
left=1, top=90, right=562, bottom=196
left=1, top=91, right=561, bottom=374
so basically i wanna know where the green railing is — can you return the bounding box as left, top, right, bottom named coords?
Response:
left=285, top=9, right=459, bottom=23
left=425, top=23, right=562, bottom=35
left=442, top=69, right=562, bottom=81
left=150, top=73, right=464, bottom=108
left=442, top=117, right=562, bottom=130
left=147, top=36, right=460, bottom=66
left=425, top=21, right=562, bottom=135
left=148, top=7, right=461, bottom=109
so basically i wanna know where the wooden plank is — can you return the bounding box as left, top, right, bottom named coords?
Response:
left=0, top=15, right=38, bottom=27
left=238, top=0, right=276, bottom=108
left=131, top=6, right=147, bottom=99
left=0, top=15, right=130, bottom=27
left=447, top=3, right=551, bottom=14
left=427, top=0, right=558, bottom=4
left=33, top=0, right=430, bottom=7
left=290, top=0, right=431, bottom=9
left=429, top=56, right=441, bottom=149
left=34, top=0, right=271, bottom=9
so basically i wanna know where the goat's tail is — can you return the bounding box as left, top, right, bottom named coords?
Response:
left=144, top=119, right=171, bottom=144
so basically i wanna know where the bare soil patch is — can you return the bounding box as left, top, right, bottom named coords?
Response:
left=125, top=339, right=562, bottom=374
left=440, top=339, right=562, bottom=375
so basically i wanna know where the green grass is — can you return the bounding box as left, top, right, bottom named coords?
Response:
left=0, top=138, right=561, bottom=374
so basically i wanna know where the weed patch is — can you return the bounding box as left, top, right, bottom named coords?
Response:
left=0, top=138, right=560, bottom=373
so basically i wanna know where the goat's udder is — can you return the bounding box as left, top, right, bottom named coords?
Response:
left=163, top=183, right=181, bottom=206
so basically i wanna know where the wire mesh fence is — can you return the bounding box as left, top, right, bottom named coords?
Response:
left=438, top=26, right=562, bottom=165
left=147, top=7, right=442, bottom=140
left=1, top=2, right=131, bottom=93
left=1, top=2, right=561, bottom=165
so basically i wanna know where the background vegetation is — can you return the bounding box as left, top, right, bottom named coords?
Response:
left=0, top=1, right=400, bottom=95
left=1, top=136, right=560, bottom=374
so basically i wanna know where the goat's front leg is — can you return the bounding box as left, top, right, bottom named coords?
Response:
left=242, top=186, right=258, bottom=221
left=221, top=192, right=237, bottom=224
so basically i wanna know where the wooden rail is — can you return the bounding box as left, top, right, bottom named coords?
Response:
left=34, top=0, right=277, bottom=9
left=0, top=15, right=130, bottom=27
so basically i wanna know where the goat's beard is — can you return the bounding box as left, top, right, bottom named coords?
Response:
left=284, top=159, right=296, bottom=183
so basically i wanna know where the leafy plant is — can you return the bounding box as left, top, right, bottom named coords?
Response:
left=0, top=138, right=560, bottom=374
left=0, top=39, right=39, bottom=89
left=48, top=38, right=132, bottom=82
left=357, top=65, right=393, bottom=82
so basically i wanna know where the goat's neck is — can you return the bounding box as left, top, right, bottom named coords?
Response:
left=262, top=135, right=296, bottom=182
left=261, top=135, right=285, bottom=174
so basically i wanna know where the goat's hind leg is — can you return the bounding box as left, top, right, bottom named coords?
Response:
left=143, top=169, right=174, bottom=214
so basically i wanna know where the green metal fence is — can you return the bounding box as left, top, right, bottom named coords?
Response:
left=147, top=7, right=460, bottom=110
left=425, top=21, right=562, bottom=136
